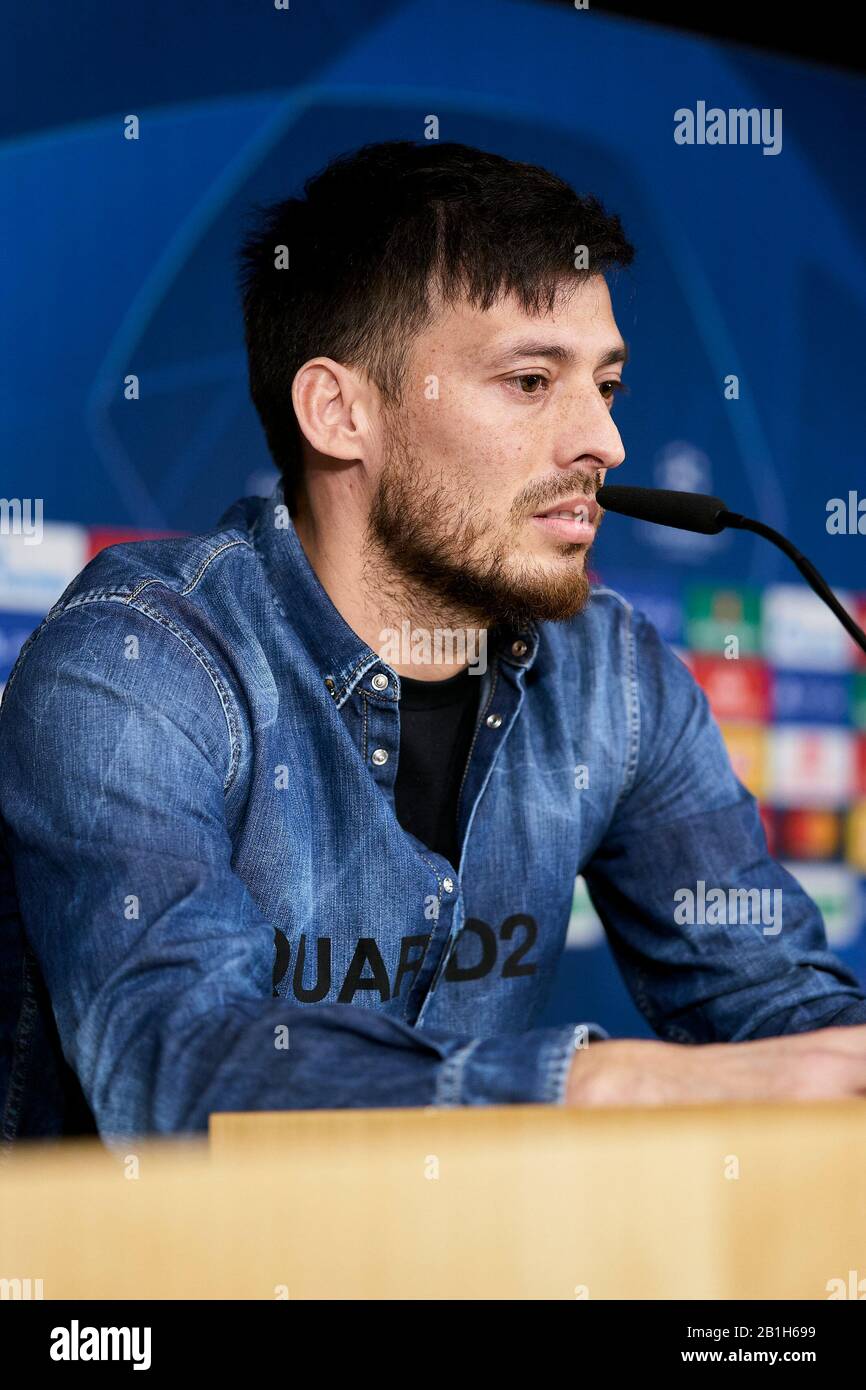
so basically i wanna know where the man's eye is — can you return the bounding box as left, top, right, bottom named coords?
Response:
left=599, top=379, right=628, bottom=404
left=506, top=374, right=549, bottom=395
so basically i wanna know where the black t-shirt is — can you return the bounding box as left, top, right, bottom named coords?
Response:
left=393, top=666, right=482, bottom=869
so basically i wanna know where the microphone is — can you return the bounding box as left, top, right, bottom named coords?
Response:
left=595, top=484, right=866, bottom=656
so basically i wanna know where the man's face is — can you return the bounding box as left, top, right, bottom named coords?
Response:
left=366, top=274, right=627, bottom=629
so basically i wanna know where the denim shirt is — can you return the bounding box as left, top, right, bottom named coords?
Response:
left=2, top=483, right=865, bottom=1141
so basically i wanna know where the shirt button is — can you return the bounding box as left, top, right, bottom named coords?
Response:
left=371, top=673, right=389, bottom=691
left=511, top=639, right=528, bottom=658
left=486, top=713, right=503, bottom=729
left=371, top=748, right=389, bottom=766
left=443, top=877, right=454, bottom=894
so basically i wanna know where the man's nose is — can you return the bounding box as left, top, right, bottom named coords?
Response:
left=556, top=390, right=625, bottom=478
left=554, top=440, right=625, bottom=486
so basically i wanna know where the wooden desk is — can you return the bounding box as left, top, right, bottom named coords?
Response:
left=1, top=1100, right=864, bottom=1299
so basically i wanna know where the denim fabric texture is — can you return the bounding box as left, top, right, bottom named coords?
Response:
left=2, top=481, right=864, bottom=1140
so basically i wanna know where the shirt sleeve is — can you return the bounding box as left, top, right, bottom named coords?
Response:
left=582, top=605, right=866, bottom=1042
left=0, top=600, right=602, bottom=1138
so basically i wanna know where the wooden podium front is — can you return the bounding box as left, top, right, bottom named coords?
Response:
left=1, top=1100, right=865, bottom=1299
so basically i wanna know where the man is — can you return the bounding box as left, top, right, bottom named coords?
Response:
left=2, top=140, right=866, bottom=1141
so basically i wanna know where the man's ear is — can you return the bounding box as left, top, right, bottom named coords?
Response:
left=291, top=357, right=370, bottom=463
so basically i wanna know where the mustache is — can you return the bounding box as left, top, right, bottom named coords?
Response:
left=517, top=473, right=601, bottom=516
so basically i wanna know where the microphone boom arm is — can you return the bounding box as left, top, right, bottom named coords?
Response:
left=594, top=483, right=866, bottom=656
left=719, top=509, right=866, bottom=656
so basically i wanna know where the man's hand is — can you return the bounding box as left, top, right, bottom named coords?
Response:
left=565, top=1025, right=866, bottom=1106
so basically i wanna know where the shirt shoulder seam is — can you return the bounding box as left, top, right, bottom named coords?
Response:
left=1, top=588, right=242, bottom=794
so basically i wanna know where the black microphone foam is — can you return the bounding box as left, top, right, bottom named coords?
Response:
left=593, top=482, right=866, bottom=655
left=596, top=485, right=730, bottom=535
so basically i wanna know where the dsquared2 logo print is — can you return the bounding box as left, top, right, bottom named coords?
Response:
left=272, top=914, right=539, bottom=1003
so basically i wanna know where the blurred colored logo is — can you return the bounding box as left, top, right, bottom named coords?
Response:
left=780, top=862, right=861, bottom=946
left=0, top=524, right=86, bottom=612
left=845, top=803, right=866, bottom=871
left=773, top=671, right=851, bottom=725
left=770, top=726, right=854, bottom=806
left=690, top=655, right=770, bottom=722
left=763, top=585, right=856, bottom=671
left=719, top=723, right=768, bottom=798
left=686, top=585, right=761, bottom=656
left=778, top=809, right=842, bottom=861
left=86, top=527, right=183, bottom=560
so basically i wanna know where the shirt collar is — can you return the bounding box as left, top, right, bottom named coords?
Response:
left=250, top=479, right=540, bottom=706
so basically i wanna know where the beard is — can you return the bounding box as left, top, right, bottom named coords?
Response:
left=364, top=414, right=596, bottom=631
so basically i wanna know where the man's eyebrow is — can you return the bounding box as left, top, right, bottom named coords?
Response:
left=597, top=341, right=629, bottom=369
left=484, top=339, right=629, bottom=368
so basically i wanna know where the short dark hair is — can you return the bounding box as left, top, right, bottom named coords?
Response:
left=238, top=140, right=634, bottom=513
